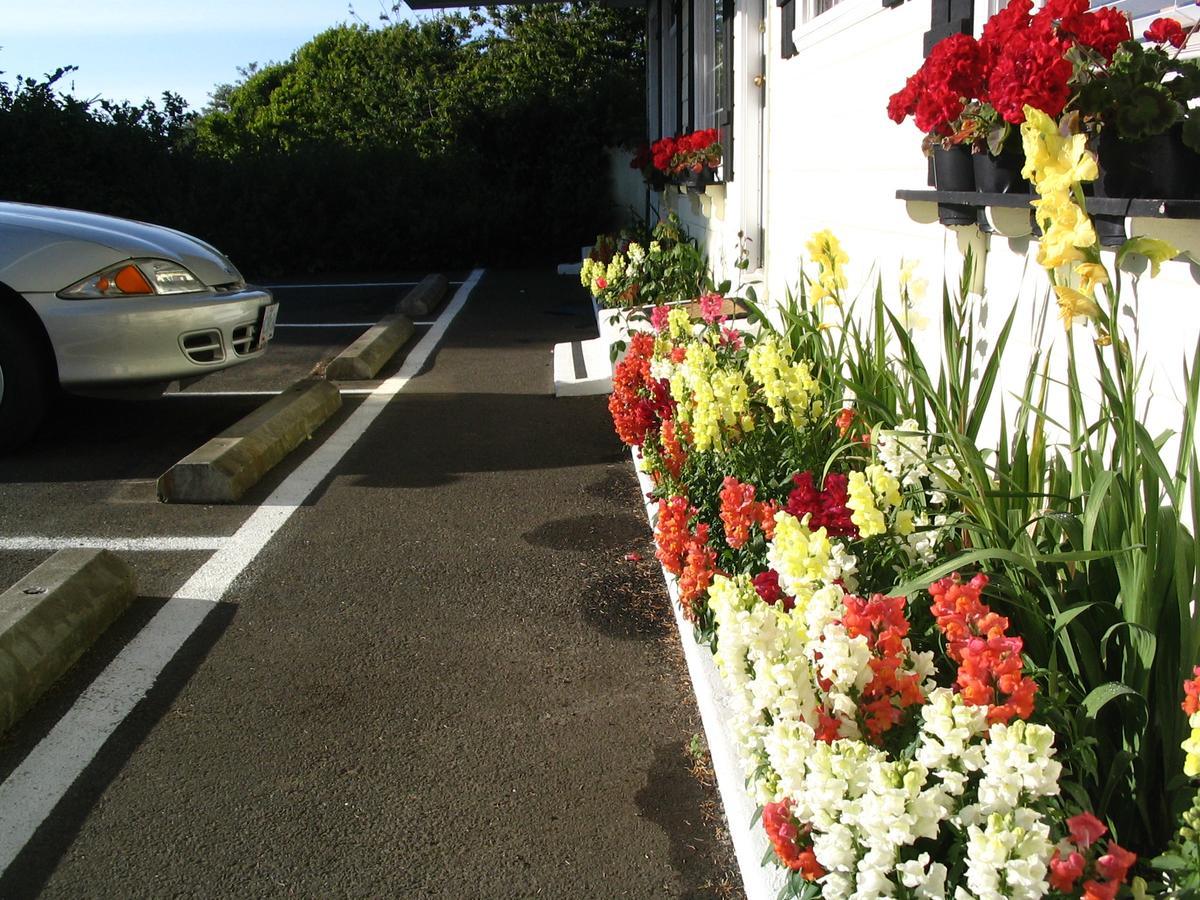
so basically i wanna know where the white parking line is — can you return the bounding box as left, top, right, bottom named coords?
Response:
left=0, top=537, right=229, bottom=552
left=262, top=281, right=465, bottom=289
left=274, top=322, right=378, bottom=329
left=0, top=267, right=485, bottom=874
left=166, top=389, right=380, bottom=398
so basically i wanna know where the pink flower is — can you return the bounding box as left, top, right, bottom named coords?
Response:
left=720, top=326, right=744, bottom=349
left=1067, top=811, right=1108, bottom=848
left=698, top=292, right=726, bottom=324
left=651, top=305, right=670, bottom=332
left=596, top=276, right=608, bottom=290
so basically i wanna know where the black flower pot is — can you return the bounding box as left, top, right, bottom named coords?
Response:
left=647, top=170, right=668, bottom=192
left=1095, top=125, right=1200, bottom=200
left=972, top=142, right=1031, bottom=194
left=931, top=145, right=976, bottom=192
left=677, top=166, right=717, bottom=190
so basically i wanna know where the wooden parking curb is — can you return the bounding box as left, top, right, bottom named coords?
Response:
left=0, top=548, right=136, bottom=734
left=397, top=274, right=449, bottom=318
left=324, top=314, right=415, bottom=381
left=157, top=378, right=342, bottom=504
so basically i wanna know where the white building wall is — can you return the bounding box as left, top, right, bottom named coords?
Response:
left=653, top=0, right=1200, bottom=454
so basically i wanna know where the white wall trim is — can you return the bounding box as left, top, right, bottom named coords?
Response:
left=792, top=0, right=888, bottom=52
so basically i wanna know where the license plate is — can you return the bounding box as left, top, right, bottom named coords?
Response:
left=256, top=303, right=279, bottom=350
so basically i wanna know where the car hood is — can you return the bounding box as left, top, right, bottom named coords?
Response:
left=0, top=202, right=244, bottom=292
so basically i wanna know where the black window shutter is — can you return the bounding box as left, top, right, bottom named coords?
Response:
left=923, top=0, right=973, bottom=54
left=778, top=0, right=798, bottom=58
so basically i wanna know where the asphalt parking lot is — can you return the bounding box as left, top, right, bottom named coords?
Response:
left=0, top=268, right=739, bottom=898
left=0, top=274, right=465, bottom=603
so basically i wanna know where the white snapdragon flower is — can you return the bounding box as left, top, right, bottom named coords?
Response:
left=877, top=418, right=931, bottom=488
left=917, top=689, right=989, bottom=776
left=977, top=721, right=1062, bottom=815
left=648, top=357, right=674, bottom=382
left=905, top=514, right=945, bottom=565
left=627, top=242, right=646, bottom=265
left=928, top=455, right=961, bottom=506
left=805, top=583, right=847, bottom=637
left=964, top=809, right=1052, bottom=900
left=764, top=720, right=816, bottom=803
left=821, top=871, right=854, bottom=900
left=813, top=822, right=858, bottom=873
left=826, top=541, right=860, bottom=592
left=898, top=854, right=949, bottom=900
left=812, top=623, right=873, bottom=693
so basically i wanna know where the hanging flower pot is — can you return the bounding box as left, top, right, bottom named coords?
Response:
left=1095, top=125, right=1200, bottom=200
left=931, top=145, right=975, bottom=192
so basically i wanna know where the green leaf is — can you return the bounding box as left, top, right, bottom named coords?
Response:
left=1151, top=853, right=1188, bottom=871
left=1082, top=681, right=1143, bottom=719
left=1118, top=236, right=1180, bottom=277
left=1053, top=601, right=1111, bottom=633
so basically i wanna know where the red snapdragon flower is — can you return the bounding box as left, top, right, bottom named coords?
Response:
left=762, top=801, right=825, bottom=880
left=1146, top=16, right=1187, bottom=48
left=1049, top=812, right=1137, bottom=896
left=1183, top=665, right=1200, bottom=716
left=842, top=593, right=926, bottom=741
left=678, top=524, right=717, bottom=618
left=753, top=568, right=795, bottom=611
left=719, top=476, right=759, bottom=549
left=1067, top=811, right=1108, bottom=848
left=928, top=572, right=1038, bottom=723
left=1049, top=850, right=1087, bottom=893
left=608, top=332, right=672, bottom=447
left=786, top=472, right=857, bottom=538
left=650, top=305, right=670, bottom=332
left=654, top=495, right=694, bottom=575
left=658, top=418, right=688, bottom=481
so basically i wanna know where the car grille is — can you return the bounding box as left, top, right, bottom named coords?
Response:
left=231, top=322, right=258, bottom=356
left=181, top=330, right=225, bottom=364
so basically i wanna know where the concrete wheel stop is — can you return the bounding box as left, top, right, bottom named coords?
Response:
left=325, top=314, right=416, bottom=381
left=397, top=274, right=449, bottom=318
left=0, top=548, right=136, bottom=734
left=158, top=377, right=342, bottom=503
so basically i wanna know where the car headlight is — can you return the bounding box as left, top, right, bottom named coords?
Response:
left=58, top=259, right=207, bottom=299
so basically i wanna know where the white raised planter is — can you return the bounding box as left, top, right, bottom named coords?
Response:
left=629, top=447, right=787, bottom=900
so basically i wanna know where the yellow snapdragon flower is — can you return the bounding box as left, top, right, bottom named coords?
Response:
left=1185, top=710, right=1200, bottom=778
left=767, top=512, right=834, bottom=619
left=847, top=465, right=903, bottom=538
left=746, top=335, right=823, bottom=429
left=667, top=306, right=692, bottom=340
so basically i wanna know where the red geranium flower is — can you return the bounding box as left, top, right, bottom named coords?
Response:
left=1146, top=16, right=1187, bottom=48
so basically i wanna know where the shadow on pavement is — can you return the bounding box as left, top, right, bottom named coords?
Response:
left=0, top=601, right=238, bottom=900
left=338, top=391, right=625, bottom=489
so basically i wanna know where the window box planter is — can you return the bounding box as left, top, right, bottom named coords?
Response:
left=896, top=188, right=1200, bottom=248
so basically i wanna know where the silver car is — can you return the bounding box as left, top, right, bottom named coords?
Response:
left=0, top=202, right=276, bottom=448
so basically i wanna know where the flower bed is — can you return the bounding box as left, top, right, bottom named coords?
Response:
left=603, top=151, right=1200, bottom=896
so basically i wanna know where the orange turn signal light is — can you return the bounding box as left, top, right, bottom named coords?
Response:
left=112, top=264, right=154, bottom=294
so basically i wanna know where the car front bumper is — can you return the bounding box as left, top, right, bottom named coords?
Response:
left=25, top=287, right=276, bottom=387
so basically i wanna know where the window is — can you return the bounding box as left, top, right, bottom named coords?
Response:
left=647, top=0, right=735, bottom=178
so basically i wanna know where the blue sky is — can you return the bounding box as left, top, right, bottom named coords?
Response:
left=1, top=0, right=422, bottom=112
